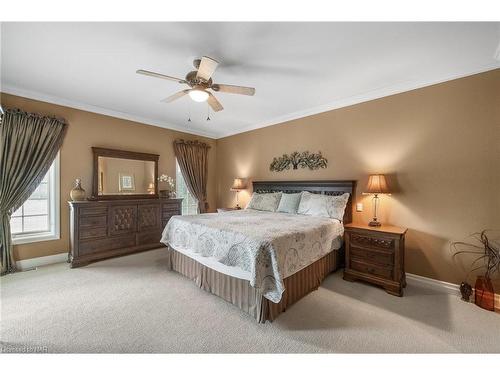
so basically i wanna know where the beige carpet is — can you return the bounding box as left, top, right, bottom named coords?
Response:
left=1, top=248, right=499, bottom=353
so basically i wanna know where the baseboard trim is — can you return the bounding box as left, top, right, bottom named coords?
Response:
left=407, top=273, right=500, bottom=312
left=406, top=273, right=460, bottom=295
left=16, top=252, right=68, bottom=271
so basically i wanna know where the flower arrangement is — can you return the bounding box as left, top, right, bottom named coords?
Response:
left=158, top=174, right=175, bottom=190
left=158, top=174, right=175, bottom=198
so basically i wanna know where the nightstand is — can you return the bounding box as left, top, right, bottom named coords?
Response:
left=343, top=223, right=408, bottom=296
left=217, top=207, right=240, bottom=213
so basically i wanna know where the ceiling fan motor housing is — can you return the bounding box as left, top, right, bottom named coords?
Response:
left=185, top=70, right=212, bottom=87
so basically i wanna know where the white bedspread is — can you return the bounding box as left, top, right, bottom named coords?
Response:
left=161, top=209, right=344, bottom=303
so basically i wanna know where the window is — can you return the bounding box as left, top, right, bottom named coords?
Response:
left=10, top=154, right=60, bottom=244
left=175, top=160, right=198, bottom=215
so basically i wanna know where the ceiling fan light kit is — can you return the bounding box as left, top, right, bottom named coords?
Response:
left=137, top=56, right=255, bottom=113
left=188, top=86, right=209, bottom=102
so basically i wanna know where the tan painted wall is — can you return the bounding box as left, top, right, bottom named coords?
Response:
left=2, top=70, right=499, bottom=288
left=1, top=93, right=217, bottom=261
left=216, top=69, right=500, bottom=288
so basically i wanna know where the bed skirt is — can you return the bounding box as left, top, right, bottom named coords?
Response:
left=165, top=246, right=342, bottom=323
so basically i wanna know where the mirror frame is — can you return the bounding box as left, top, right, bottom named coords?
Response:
left=91, top=147, right=159, bottom=200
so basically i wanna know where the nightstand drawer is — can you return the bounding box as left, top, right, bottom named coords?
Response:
left=350, top=233, right=395, bottom=251
left=350, top=246, right=394, bottom=266
left=351, top=259, right=393, bottom=280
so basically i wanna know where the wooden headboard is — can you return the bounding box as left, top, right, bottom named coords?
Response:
left=252, top=180, right=356, bottom=224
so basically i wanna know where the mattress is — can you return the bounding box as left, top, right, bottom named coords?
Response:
left=160, top=209, right=344, bottom=303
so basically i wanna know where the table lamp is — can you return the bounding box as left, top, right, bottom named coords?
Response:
left=230, top=178, right=247, bottom=209
left=364, top=174, right=390, bottom=227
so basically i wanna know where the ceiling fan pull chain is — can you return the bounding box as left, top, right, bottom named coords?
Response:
left=187, top=101, right=191, bottom=122
left=206, top=103, right=211, bottom=121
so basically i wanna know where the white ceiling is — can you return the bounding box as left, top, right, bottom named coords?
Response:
left=1, top=22, right=499, bottom=138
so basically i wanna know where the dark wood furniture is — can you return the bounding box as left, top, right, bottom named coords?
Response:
left=252, top=180, right=356, bottom=224
left=343, top=223, right=408, bottom=296
left=69, top=198, right=181, bottom=268
left=91, top=147, right=159, bottom=200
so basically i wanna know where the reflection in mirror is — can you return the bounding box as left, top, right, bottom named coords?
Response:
left=97, top=157, right=156, bottom=195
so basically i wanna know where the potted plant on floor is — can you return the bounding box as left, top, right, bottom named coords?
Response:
left=451, top=230, right=500, bottom=311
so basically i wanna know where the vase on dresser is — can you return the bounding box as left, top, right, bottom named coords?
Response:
left=70, top=178, right=86, bottom=201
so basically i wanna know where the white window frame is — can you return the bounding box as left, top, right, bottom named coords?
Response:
left=175, top=160, right=199, bottom=216
left=11, top=153, right=60, bottom=245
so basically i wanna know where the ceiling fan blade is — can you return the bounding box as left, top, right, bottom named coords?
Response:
left=207, top=93, right=224, bottom=112
left=137, top=69, right=186, bottom=84
left=211, top=84, right=255, bottom=96
left=196, top=56, right=219, bottom=81
left=161, top=90, right=190, bottom=103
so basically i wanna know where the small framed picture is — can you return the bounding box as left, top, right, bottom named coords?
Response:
left=119, top=173, right=135, bottom=192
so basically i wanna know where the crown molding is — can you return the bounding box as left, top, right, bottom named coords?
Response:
left=0, top=85, right=217, bottom=139
left=3, top=63, right=499, bottom=140
left=216, top=63, right=500, bottom=139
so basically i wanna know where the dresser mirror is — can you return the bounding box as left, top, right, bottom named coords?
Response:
left=92, top=147, right=159, bottom=200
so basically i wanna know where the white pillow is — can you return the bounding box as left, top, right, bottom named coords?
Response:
left=246, top=192, right=282, bottom=212
left=276, top=192, right=302, bottom=214
left=297, top=191, right=350, bottom=221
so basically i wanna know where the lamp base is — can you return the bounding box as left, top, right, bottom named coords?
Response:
left=369, top=220, right=381, bottom=227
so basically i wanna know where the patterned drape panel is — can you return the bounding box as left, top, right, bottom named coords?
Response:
left=173, top=139, right=210, bottom=213
left=0, top=108, right=67, bottom=275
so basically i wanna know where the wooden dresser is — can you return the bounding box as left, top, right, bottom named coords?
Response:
left=69, top=198, right=182, bottom=268
left=343, top=223, right=408, bottom=296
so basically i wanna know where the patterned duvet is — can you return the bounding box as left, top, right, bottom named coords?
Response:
left=160, top=209, right=344, bottom=303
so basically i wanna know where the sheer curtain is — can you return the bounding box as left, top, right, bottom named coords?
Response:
left=0, top=108, right=67, bottom=275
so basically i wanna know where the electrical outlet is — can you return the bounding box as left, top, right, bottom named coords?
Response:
left=356, top=203, right=363, bottom=212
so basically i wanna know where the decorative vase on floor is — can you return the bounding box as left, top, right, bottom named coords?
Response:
left=459, top=282, right=473, bottom=302
left=474, top=276, right=495, bottom=311
left=70, top=178, right=86, bottom=201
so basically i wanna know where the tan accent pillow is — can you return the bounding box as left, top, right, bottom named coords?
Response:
left=245, top=192, right=282, bottom=212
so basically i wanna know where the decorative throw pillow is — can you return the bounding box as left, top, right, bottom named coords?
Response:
left=297, top=191, right=350, bottom=221
left=276, top=193, right=302, bottom=214
left=246, top=192, right=282, bottom=212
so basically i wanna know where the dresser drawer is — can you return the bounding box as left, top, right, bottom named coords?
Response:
left=79, top=226, right=107, bottom=240
left=137, top=230, right=162, bottom=246
left=162, top=207, right=180, bottom=217
left=162, top=216, right=173, bottom=228
left=350, top=246, right=394, bottom=266
left=350, top=259, right=393, bottom=280
left=80, top=206, right=107, bottom=216
left=350, top=233, right=395, bottom=251
left=162, top=201, right=180, bottom=212
left=80, top=215, right=107, bottom=227
left=79, top=236, right=136, bottom=255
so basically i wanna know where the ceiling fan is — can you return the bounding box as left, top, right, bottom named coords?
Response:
left=136, top=56, right=255, bottom=112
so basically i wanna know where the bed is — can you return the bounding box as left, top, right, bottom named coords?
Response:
left=161, top=180, right=356, bottom=323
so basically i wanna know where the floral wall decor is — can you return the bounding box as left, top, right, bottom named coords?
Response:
left=269, top=151, right=328, bottom=172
